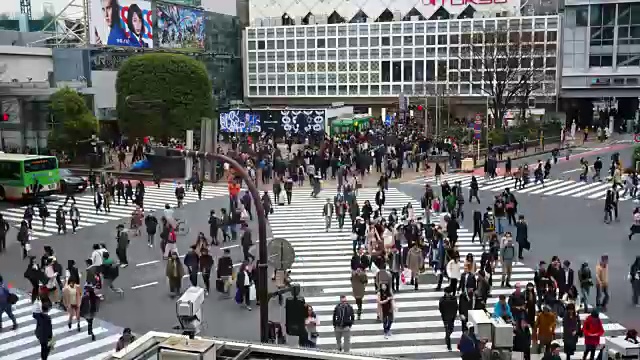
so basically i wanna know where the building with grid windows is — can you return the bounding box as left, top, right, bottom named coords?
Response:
left=243, top=15, right=560, bottom=117
left=561, top=0, right=640, bottom=125
left=241, top=0, right=560, bottom=119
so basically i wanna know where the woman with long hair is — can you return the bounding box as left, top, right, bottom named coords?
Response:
left=126, top=4, right=148, bottom=47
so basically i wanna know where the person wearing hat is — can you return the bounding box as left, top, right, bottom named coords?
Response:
left=116, top=327, right=136, bottom=351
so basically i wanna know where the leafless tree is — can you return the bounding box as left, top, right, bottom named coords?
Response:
left=461, top=29, right=550, bottom=127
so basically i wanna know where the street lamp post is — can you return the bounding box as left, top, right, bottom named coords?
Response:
left=179, top=150, right=270, bottom=343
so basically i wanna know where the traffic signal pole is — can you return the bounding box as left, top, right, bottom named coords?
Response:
left=179, top=150, right=270, bottom=343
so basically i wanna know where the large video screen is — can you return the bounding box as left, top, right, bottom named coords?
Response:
left=157, top=3, right=206, bottom=50
left=219, top=110, right=262, bottom=133
left=90, top=0, right=153, bottom=48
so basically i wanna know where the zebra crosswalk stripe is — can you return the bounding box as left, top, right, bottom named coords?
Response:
left=0, top=185, right=229, bottom=240
left=0, top=293, right=120, bottom=360
left=404, top=174, right=628, bottom=201
left=269, top=187, right=626, bottom=358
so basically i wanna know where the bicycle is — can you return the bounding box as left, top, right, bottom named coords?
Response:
left=175, top=218, right=190, bottom=236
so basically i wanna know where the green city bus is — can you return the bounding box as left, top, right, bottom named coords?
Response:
left=0, top=154, right=60, bottom=201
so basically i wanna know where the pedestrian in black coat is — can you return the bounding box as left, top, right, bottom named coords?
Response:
left=515, top=215, right=529, bottom=260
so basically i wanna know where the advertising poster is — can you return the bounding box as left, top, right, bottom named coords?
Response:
left=157, top=3, right=206, bottom=50
left=90, top=0, right=153, bottom=48
left=278, top=109, right=325, bottom=135
left=219, top=110, right=262, bottom=133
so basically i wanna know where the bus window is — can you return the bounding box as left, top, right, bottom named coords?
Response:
left=0, top=161, right=21, bottom=180
left=24, top=158, right=57, bottom=173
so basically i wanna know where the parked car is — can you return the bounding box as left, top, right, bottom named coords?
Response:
left=59, top=168, right=88, bottom=193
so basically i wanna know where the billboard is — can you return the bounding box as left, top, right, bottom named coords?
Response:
left=90, top=0, right=153, bottom=48
left=278, top=109, right=325, bottom=135
left=157, top=3, right=206, bottom=50
left=219, top=110, right=262, bottom=133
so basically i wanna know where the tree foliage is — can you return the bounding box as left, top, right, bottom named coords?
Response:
left=462, top=29, right=552, bottom=127
left=116, top=53, right=213, bottom=140
left=48, top=87, right=98, bottom=153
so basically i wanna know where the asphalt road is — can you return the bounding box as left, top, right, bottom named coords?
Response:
left=399, top=178, right=640, bottom=330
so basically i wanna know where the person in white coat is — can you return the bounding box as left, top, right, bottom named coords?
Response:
left=446, top=253, right=461, bottom=295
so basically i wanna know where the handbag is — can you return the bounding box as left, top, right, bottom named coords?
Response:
left=235, top=288, right=243, bottom=304
left=216, top=279, right=225, bottom=293
left=249, top=284, right=256, bottom=301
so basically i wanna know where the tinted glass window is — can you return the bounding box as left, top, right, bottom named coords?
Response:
left=0, top=161, right=22, bottom=180
left=24, top=158, right=57, bottom=173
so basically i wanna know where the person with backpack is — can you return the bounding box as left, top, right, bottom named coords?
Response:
left=80, top=284, right=100, bottom=341
left=102, top=252, right=124, bottom=297
left=0, top=275, right=18, bottom=331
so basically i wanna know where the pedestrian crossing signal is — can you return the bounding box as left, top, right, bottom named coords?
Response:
left=1, top=113, right=8, bottom=121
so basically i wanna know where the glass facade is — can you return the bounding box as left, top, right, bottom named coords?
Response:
left=244, top=16, right=559, bottom=98
left=564, top=2, right=640, bottom=69
left=203, top=12, right=243, bottom=106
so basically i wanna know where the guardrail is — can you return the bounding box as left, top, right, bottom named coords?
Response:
left=461, top=136, right=564, bottom=161
left=67, top=168, right=156, bottom=182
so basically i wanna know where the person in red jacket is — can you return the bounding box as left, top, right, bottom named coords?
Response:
left=582, top=310, right=605, bottom=360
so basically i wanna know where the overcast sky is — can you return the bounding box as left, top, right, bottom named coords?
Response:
left=0, top=0, right=237, bottom=18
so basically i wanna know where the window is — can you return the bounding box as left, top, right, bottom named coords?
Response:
left=24, top=158, right=57, bottom=173
left=258, top=40, right=265, bottom=50
left=392, top=61, right=401, bottom=82
left=617, top=54, right=640, bottom=66
left=415, top=60, right=424, bottom=81
left=404, top=61, right=413, bottom=82
left=576, top=6, right=589, bottom=26
left=382, top=36, right=390, bottom=46
left=0, top=161, right=21, bottom=180
left=317, top=39, right=325, bottom=48
left=589, top=55, right=613, bottom=67
left=382, top=61, right=390, bottom=82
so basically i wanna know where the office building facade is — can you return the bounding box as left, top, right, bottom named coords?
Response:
left=561, top=0, right=640, bottom=123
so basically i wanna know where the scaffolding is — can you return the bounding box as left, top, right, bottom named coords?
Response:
left=26, top=0, right=90, bottom=48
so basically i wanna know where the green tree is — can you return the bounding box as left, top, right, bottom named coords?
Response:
left=116, top=53, right=213, bottom=140
left=48, top=87, right=98, bottom=153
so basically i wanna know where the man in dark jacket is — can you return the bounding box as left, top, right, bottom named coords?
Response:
left=241, top=223, right=255, bottom=262
left=184, top=244, right=200, bottom=287
left=34, top=301, right=53, bottom=359
left=208, top=210, right=219, bottom=245
left=144, top=213, right=158, bottom=248
left=439, top=286, right=458, bottom=350
left=217, top=248, right=233, bottom=297
left=332, top=295, right=355, bottom=352
left=116, top=225, right=129, bottom=267
left=0, top=214, right=9, bottom=252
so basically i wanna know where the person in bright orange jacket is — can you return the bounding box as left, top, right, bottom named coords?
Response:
left=582, top=310, right=605, bottom=360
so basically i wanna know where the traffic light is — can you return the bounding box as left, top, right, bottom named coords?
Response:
left=417, top=105, right=424, bottom=111
left=2, top=113, right=8, bottom=121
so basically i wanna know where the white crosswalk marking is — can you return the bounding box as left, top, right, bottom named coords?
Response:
left=0, top=293, right=119, bottom=359
left=268, top=188, right=626, bottom=358
left=403, top=174, right=628, bottom=201
left=0, top=185, right=229, bottom=240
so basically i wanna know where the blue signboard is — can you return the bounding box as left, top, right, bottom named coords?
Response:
left=474, top=113, right=482, bottom=140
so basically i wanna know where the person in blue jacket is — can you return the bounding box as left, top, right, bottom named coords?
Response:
left=493, top=294, right=513, bottom=320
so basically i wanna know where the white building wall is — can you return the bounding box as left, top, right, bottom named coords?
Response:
left=86, top=70, right=118, bottom=120
left=0, top=46, right=52, bottom=83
